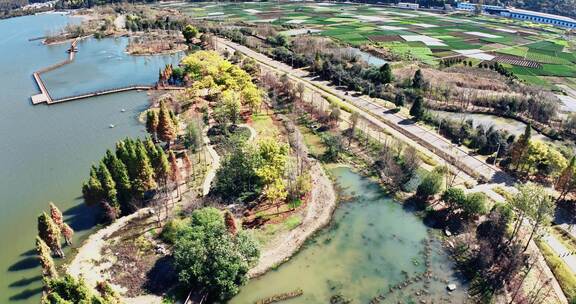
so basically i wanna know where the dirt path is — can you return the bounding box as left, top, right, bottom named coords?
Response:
left=67, top=208, right=152, bottom=290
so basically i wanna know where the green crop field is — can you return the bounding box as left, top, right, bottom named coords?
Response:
left=159, top=1, right=576, bottom=88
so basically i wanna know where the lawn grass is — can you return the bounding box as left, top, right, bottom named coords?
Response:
left=284, top=215, right=302, bottom=230
left=535, top=239, right=576, bottom=301
left=297, top=124, right=326, bottom=157
left=251, top=112, right=281, bottom=140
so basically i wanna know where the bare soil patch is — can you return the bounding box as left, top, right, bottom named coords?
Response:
left=368, top=35, right=401, bottom=42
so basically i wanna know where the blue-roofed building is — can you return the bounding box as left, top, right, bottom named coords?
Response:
left=456, top=2, right=576, bottom=28
left=502, top=8, right=576, bottom=28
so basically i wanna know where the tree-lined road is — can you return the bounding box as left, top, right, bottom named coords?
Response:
left=215, top=37, right=516, bottom=187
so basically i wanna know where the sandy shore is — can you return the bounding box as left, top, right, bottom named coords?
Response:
left=67, top=208, right=152, bottom=289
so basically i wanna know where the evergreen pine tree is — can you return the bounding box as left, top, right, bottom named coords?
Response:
left=38, top=212, right=63, bottom=257
left=153, top=146, right=171, bottom=187
left=394, top=93, right=405, bottom=107
left=157, top=101, right=176, bottom=144
left=170, top=110, right=179, bottom=132
left=145, top=110, right=159, bottom=140
left=36, top=236, right=58, bottom=278
left=116, top=139, right=138, bottom=180
left=410, top=95, right=425, bottom=120
left=144, top=137, right=159, bottom=164
left=511, top=123, right=532, bottom=169
left=379, top=63, right=393, bottom=84
left=82, top=166, right=104, bottom=206
left=412, top=69, right=425, bottom=89
left=97, top=162, right=119, bottom=211
left=133, top=142, right=157, bottom=198
left=103, top=150, right=132, bottom=214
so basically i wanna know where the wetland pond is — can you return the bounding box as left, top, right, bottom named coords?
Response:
left=230, top=167, right=468, bottom=304
left=430, top=110, right=549, bottom=142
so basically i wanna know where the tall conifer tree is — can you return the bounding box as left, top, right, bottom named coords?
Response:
left=82, top=166, right=104, bottom=206
left=38, top=212, right=63, bottom=257
left=157, top=101, right=176, bottom=144
left=36, top=237, right=58, bottom=278
left=97, top=162, right=119, bottom=211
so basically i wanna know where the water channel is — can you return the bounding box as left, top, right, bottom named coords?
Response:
left=0, top=13, right=181, bottom=303
left=230, top=167, right=468, bottom=304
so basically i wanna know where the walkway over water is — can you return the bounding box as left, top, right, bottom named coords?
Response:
left=30, top=38, right=183, bottom=105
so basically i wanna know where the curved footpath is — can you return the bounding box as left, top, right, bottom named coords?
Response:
left=67, top=119, right=335, bottom=302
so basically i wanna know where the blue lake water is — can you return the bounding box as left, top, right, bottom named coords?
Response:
left=0, top=13, right=181, bottom=303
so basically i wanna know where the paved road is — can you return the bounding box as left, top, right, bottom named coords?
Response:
left=215, top=38, right=516, bottom=187
left=543, top=232, right=576, bottom=274
left=214, top=37, right=576, bottom=295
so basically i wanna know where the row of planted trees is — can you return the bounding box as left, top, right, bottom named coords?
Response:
left=36, top=202, right=123, bottom=303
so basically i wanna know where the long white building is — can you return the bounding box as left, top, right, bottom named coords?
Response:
left=456, top=2, right=576, bottom=28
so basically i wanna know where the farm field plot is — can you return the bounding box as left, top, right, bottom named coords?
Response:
left=160, top=1, right=576, bottom=89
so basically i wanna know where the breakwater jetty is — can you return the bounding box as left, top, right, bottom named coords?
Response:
left=30, top=39, right=182, bottom=105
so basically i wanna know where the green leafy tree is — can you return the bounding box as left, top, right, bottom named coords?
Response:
left=173, top=208, right=260, bottom=301
left=241, top=85, right=262, bottom=113
left=36, top=237, right=58, bottom=278
left=323, top=134, right=344, bottom=162
left=116, top=139, right=138, bottom=181
left=44, top=275, right=107, bottom=304
left=215, top=142, right=261, bottom=199
left=221, top=90, right=242, bottom=125
left=410, top=95, right=425, bottom=120
left=183, top=122, right=202, bottom=152
left=151, top=146, right=170, bottom=187
left=556, top=156, right=576, bottom=201
left=182, top=24, right=199, bottom=44
left=520, top=183, right=554, bottom=252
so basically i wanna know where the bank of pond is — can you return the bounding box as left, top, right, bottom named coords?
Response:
left=230, top=166, right=468, bottom=303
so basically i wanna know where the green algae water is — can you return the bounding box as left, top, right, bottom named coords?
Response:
left=0, top=13, right=181, bottom=303
left=230, top=167, right=468, bottom=303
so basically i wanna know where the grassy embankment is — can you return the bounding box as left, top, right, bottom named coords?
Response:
left=536, top=239, right=576, bottom=301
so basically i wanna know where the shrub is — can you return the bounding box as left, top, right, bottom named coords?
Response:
left=416, top=170, right=443, bottom=198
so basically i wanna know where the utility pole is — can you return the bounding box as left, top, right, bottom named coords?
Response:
left=493, top=142, right=501, bottom=165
